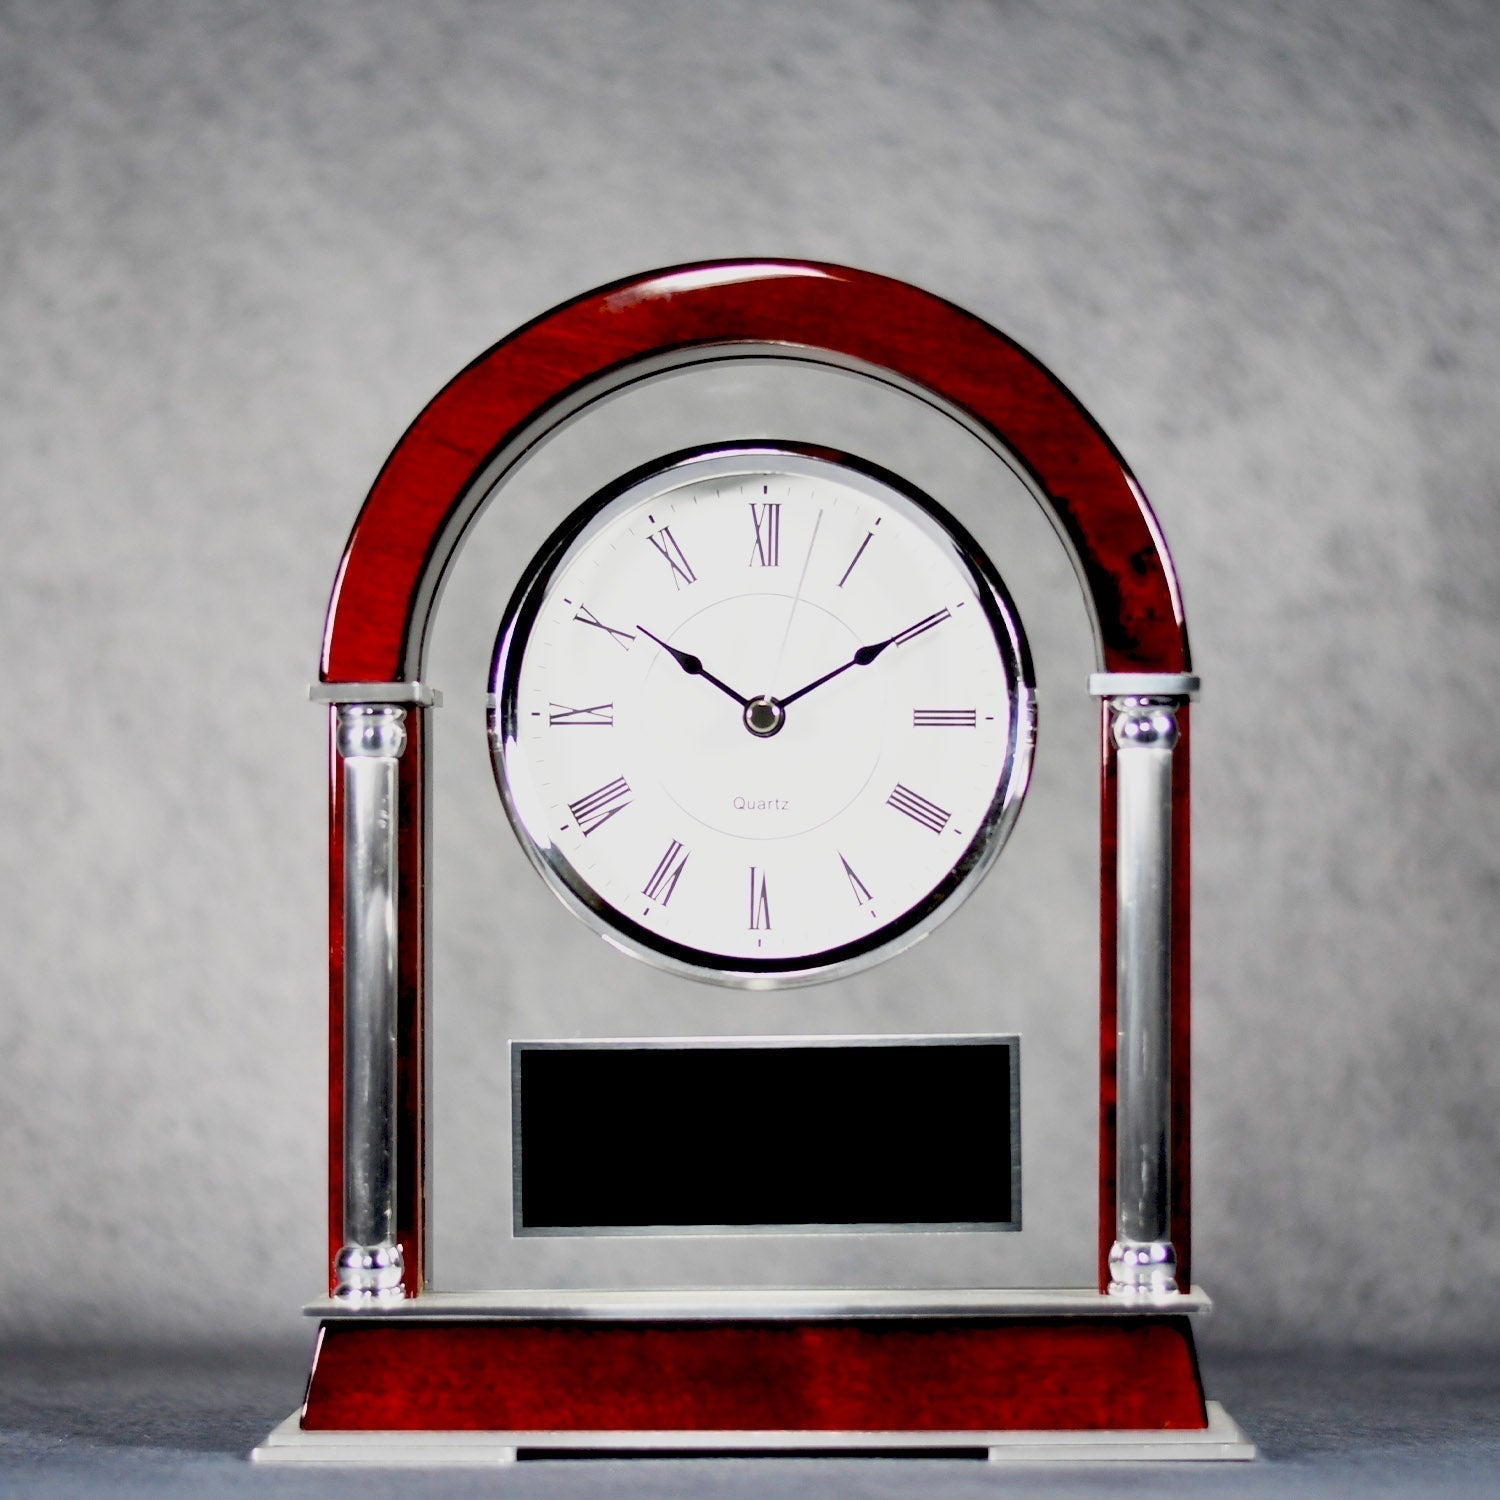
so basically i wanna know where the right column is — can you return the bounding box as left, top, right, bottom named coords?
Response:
left=1092, top=673, right=1199, bottom=1298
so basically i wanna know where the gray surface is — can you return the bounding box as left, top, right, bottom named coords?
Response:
left=1, top=0, right=1498, bottom=1353
left=1, top=1344, right=1498, bottom=1496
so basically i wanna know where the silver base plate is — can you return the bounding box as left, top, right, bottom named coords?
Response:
left=306, top=1284, right=1215, bottom=1320
left=252, top=1401, right=1255, bottom=1465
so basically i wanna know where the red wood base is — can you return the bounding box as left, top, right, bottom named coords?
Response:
left=301, top=1316, right=1208, bottom=1434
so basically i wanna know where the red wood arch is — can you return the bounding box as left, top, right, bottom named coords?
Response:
left=317, top=261, right=1192, bottom=1297
left=320, top=260, right=1189, bottom=683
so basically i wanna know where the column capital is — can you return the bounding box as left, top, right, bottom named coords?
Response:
left=336, top=703, right=408, bottom=760
left=1110, top=700, right=1180, bottom=752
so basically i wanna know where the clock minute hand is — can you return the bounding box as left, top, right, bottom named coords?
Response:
left=777, top=608, right=950, bottom=710
left=636, top=625, right=750, bottom=708
left=778, top=636, right=895, bottom=709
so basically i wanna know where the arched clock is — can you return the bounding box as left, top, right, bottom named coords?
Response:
left=258, top=262, right=1251, bottom=1463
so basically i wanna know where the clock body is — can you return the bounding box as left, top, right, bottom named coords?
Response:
left=488, top=442, right=1035, bottom=987
left=297, top=266, right=1210, bottom=1449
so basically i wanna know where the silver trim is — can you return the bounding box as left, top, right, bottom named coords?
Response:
left=488, top=444, right=1036, bottom=990
left=334, top=704, right=408, bottom=1302
left=311, top=681, right=443, bottom=706
left=1107, top=698, right=1180, bottom=1298
left=305, top=1285, right=1215, bottom=1321
left=1088, top=672, right=1199, bottom=700
left=509, top=1033, right=1021, bottom=1237
left=253, top=1400, right=1253, bottom=1463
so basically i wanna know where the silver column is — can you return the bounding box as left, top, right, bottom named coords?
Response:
left=1098, top=683, right=1192, bottom=1300
left=333, top=703, right=408, bottom=1301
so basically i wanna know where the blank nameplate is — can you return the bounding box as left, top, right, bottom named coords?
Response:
left=511, top=1036, right=1020, bottom=1235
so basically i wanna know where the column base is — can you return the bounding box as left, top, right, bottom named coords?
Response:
left=1108, top=1238, right=1180, bottom=1298
left=333, top=1243, right=406, bottom=1301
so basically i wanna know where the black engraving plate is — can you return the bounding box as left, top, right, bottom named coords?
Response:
left=513, top=1037, right=1019, bottom=1234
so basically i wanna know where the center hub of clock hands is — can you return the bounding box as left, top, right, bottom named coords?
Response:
left=637, top=615, right=941, bottom=738
left=743, top=695, right=785, bottom=738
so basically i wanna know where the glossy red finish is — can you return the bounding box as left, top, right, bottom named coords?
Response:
left=319, top=261, right=1190, bottom=685
left=301, top=1317, right=1208, bottom=1434
left=325, top=706, right=430, bottom=1298
left=1098, top=707, right=1119, bottom=1292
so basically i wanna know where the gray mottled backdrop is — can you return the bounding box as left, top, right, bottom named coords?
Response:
left=1, top=0, right=1496, bottom=1354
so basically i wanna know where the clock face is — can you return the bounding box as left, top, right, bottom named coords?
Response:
left=488, top=443, right=1035, bottom=987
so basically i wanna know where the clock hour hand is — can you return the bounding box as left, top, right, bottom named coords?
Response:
left=636, top=625, right=750, bottom=708
left=777, top=608, right=949, bottom=710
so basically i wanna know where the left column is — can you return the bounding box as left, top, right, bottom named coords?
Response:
left=332, top=703, right=408, bottom=1301
left=312, top=681, right=439, bottom=1303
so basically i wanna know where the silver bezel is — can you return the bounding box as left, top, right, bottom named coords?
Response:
left=487, top=442, right=1036, bottom=989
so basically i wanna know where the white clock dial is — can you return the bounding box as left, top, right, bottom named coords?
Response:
left=489, top=444, right=1035, bottom=987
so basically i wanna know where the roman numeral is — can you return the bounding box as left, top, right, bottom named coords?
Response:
left=573, top=604, right=634, bottom=649
left=893, top=608, right=951, bottom=646
left=548, top=701, right=614, bottom=726
left=913, top=707, right=977, bottom=728
left=838, top=852, right=873, bottom=906
left=748, top=502, right=781, bottom=566
left=642, top=839, right=689, bottom=905
left=647, top=525, right=696, bottom=588
left=566, top=776, right=631, bottom=835
left=887, top=782, right=950, bottom=834
left=837, top=531, right=873, bottom=588
left=748, top=867, right=771, bottom=930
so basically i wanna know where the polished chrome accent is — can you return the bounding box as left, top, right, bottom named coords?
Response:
left=1108, top=1237, right=1179, bottom=1300
left=1108, top=697, right=1181, bottom=1298
left=1087, top=672, right=1199, bottom=700
left=985, top=1403, right=1253, bottom=1463
left=743, top=694, right=785, bottom=737
left=509, top=1033, right=1021, bottom=1237
left=253, top=1401, right=1255, bottom=1463
left=334, top=704, right=408, bottom=1302
left=254, top=1417, right=516, bottom=1466
left=309, top=1285, right=1214, bottom=1321
left=332, top=1243, right=404, bottom=1299
left=310, top=681, right=443, bottom=706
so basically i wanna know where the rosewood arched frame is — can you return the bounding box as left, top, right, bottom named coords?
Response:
left=314, top=260, right=1196, bottom=1300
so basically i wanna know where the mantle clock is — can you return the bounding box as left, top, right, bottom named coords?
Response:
left=254, top=260, right=1253, bottom=1464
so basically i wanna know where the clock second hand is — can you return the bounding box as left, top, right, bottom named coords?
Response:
left=764, top=507, right=823, bottom=699
left=635, top=625, right=750, bottom=708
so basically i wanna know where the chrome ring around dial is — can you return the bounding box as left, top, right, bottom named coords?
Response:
left=488, top=441, right=1035, bottom=989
